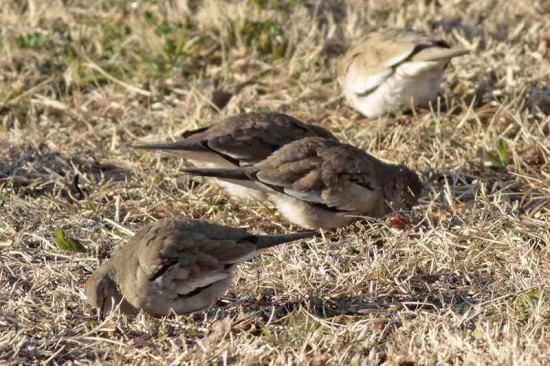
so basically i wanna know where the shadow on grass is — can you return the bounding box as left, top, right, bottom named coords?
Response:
left=0, top=143, right=132, bottom=200
left=194, top=271, right=494, bottom=333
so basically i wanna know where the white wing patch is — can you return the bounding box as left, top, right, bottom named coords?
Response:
left=181, top=151, right=236, bottom=167
left=283, top=187, right=325, bottom=204
left=396, top=60, right=446, bottom=78
left=219, top=177, right=278, bottom=194
left=173, top=272, right=230, bottom=295
left=350, top=69, right=393, bottom=95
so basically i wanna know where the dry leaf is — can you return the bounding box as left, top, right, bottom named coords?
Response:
left=388, top=214, right=411, bottom=230
left=211, top=317, right=232, bottom=334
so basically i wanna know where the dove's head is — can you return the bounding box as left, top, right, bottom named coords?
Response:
left=84, top=265, right=139, bottom=316
left=384, top=165, right=422, bottom=212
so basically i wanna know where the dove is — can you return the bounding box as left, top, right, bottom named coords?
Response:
left=183, top=137, right=422, bottom=229
left=85, top=218, right=317, bottom=317
left=337, top=29, right=469, bottom=117
left=133, top=112, right=337, bottom=201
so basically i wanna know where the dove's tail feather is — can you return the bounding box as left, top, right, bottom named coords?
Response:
left=184, top=166, right=277, bottom=194
left=132, top=140, right=208, bottom=152
left=253, top=231, right=319, bottom=249
left=183, top=167, right=253, bottom=180
left=412, top=47, right=469, bottom=62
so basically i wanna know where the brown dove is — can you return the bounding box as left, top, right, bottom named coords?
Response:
left=133, top=112, right=337, bottom=201
left=183, top=137, right=422, bottom=229
left=85, top=219, right=317, bottom=317
left=337, top=29, right=469, bottom=117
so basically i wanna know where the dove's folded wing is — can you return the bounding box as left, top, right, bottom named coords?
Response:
left=253, top=138, right=380, bottom=213
left=134, top=112, right=337, bottom=168
left=340, top=30, right=467, bottom=96
left=205, top=113, right=336, bottom=166
left=339, top=32, right=420, bottom=95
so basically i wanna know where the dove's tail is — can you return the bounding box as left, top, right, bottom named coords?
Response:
left=412, top=47, right=469, bottom=62
left=183, top=167, right=253, bottom=181
left=131, top=139, right=208, bottom=153
left=253, top=231, right=319, bottom=250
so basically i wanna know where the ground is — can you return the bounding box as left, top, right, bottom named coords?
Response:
left=1, top=0, right=549, bottom=365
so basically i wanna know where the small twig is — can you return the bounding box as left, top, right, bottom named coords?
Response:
left=475, top=286, right=540, bottom=307
left=103, top=219, right=135, bottom=236
left=84, top=61, right=152, bottom=97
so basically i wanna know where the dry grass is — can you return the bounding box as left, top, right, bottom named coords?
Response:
left=1, top=0, right=549, bottom=364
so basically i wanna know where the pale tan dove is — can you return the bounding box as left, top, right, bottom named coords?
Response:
left=183, top=137, right=422, bottom=229
left=85, top=218, right=317, bottom=317
left=134, top=112, right=336, bottom=201
left=337, top=29, right=469, bottom=117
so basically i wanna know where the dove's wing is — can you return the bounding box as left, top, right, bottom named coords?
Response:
left=255, top=137, right=383, bottom=212
left=205, top=112, right=336, bottom=166
left=134, top=112, right=337, bottom=167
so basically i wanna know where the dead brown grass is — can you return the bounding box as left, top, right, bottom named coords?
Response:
left=1, top=0, right=549, bottom=365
